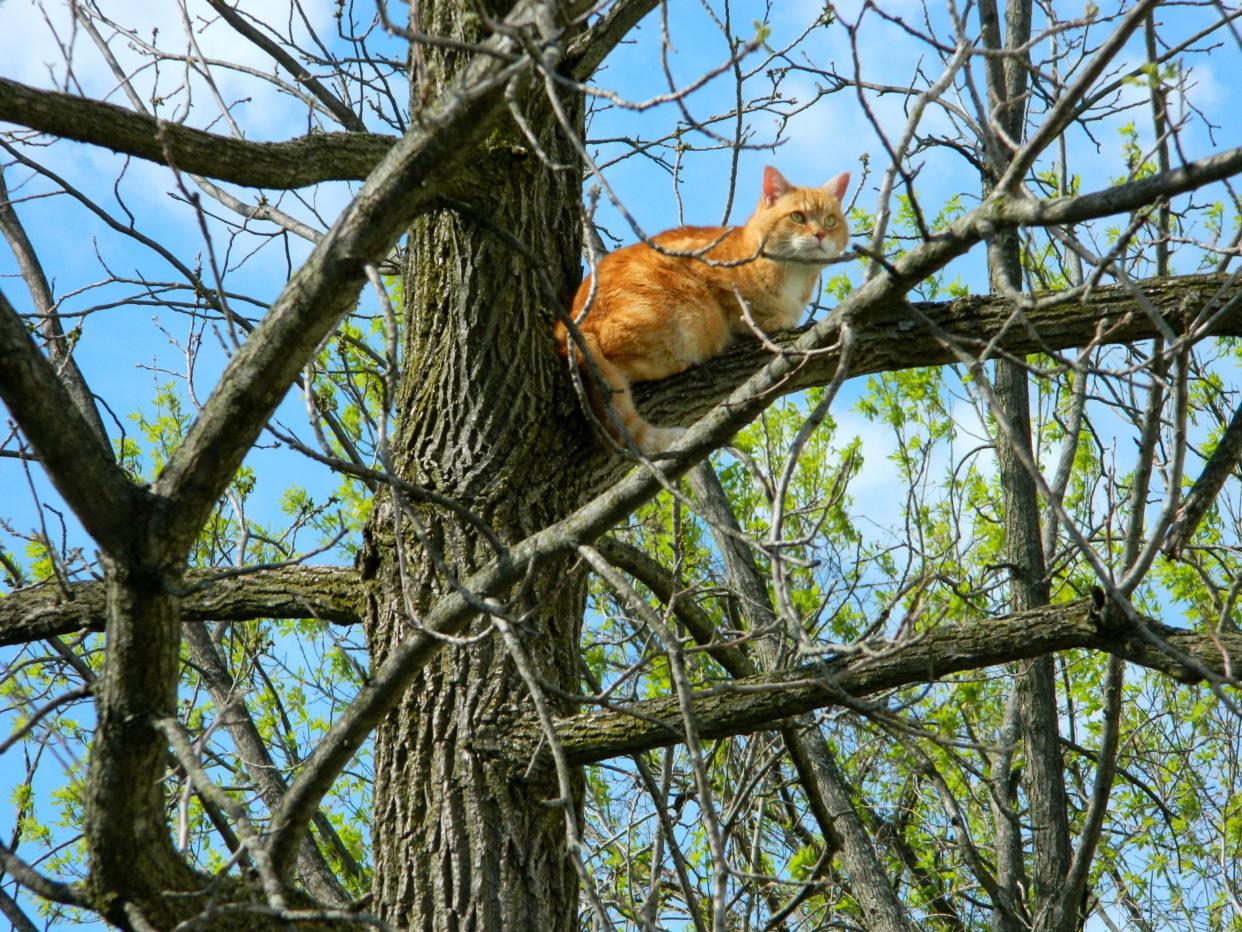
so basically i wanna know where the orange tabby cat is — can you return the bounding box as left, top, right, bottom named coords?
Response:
left=555, top=166, right=850, bottom=453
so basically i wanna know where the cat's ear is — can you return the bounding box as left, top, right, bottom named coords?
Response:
left=823, top=171, right=850, bottom=203
left=762, top=166, right=792, bottom=206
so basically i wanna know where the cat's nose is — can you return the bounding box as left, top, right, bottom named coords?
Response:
left=814, top=230, right=826, bottom=242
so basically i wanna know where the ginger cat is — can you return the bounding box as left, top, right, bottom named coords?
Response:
left=555, top=166, right=850, bottom=453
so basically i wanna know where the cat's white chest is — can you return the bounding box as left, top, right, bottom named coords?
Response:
left=772, top=266, right=819, bottom=328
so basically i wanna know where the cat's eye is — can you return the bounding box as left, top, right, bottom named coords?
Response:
left=823, top=216, right=838, bottom=229
left=789, top=211, right=806, bottom=224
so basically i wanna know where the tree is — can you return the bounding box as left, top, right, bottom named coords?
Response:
left=2, top=0, right=1242, bottom=928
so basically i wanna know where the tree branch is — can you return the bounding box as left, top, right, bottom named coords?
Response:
left=593, top=536, right=753, bottom=676
left=997, top=147, right=1242, bottom=228
left=0, top=287, right=143, bottom=557
left=0, top=168, right=110, bottom=450
left=1163, top=393, right=1242, bottom=558
left=562, top=152, right=1242, bottom=491
left=0, top=883, right=39, bottom=932
left=499, top=600, right=1242, bottom=769
left=202, top=0, right=367, bottom=133
left=996, top=0, right=1161, bottom=190
left=0, top=565, right=362, bottom=647
left=565, top=0, right=659, bottom=80
left=0, top=76, right=393, bottom=188
left=0, top=841, right=85, bottom=909
left=685, top=463, right=914, bottom=932
left=634, top=272, right=1241, bottom=439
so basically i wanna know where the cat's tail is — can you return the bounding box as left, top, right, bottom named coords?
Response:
left=562, top=331, right=685, bottom=455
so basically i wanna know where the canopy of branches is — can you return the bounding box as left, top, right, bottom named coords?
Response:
left=1, top=1, right=1242, bottom=930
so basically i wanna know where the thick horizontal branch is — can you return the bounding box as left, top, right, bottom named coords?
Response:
left=637, top=273, right=1241, bottom=432
left=496, top=600, right=1242, bottom=768
left=0, top=76, right=393, bottom=188
left=0, top=565, right=362, bottom=646
left=622, top=149, right=1242, bottom=446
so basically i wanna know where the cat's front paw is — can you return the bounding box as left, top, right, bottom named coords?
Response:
left=639, top=426, right=688, bottom=455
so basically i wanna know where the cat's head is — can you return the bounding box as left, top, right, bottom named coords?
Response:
left=750, top=166, right=850, bottom=264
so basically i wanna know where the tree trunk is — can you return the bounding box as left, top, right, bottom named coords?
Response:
left=361, top=3, right=588, bottom=927
left=84, top=558, right=207, bottom=927
left=976, top=0, right=1074, bottom=927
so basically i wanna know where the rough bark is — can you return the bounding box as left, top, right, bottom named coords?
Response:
left=83, top=558, right=203, bottom=928
left=0, top=565, right=362, bottom=645
left=358, top=3, right=589, bottom=928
